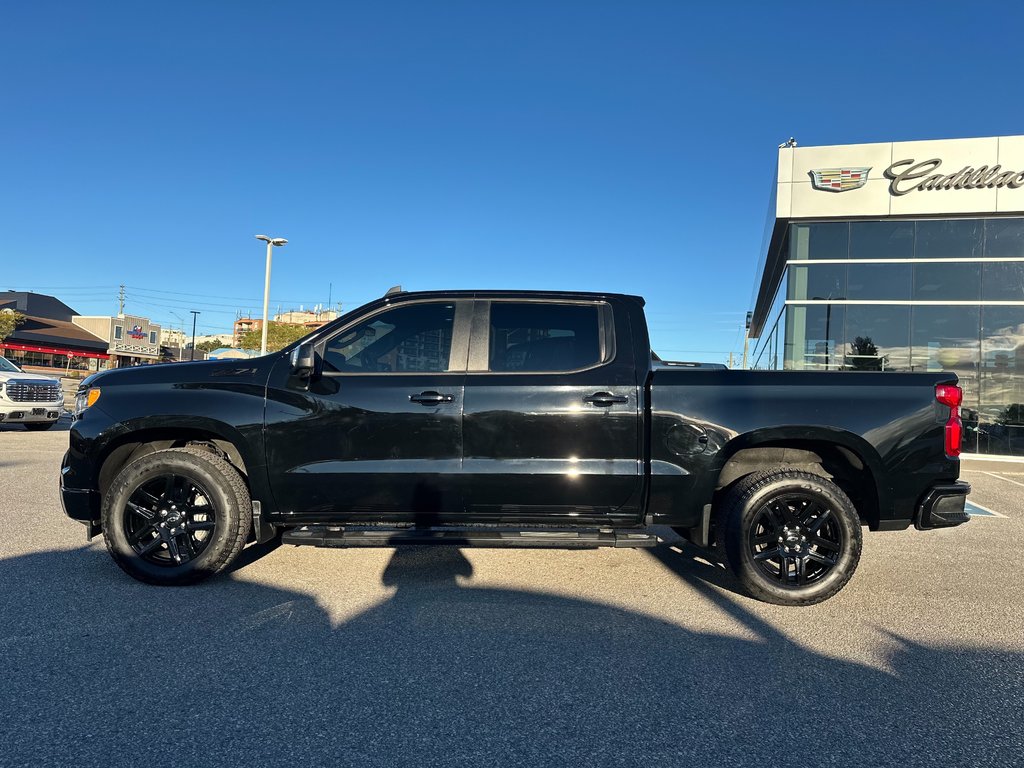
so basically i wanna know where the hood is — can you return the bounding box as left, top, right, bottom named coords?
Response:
left=79, top=355, right=280, bottom=390
left=0, top=368, right=61, bottom=385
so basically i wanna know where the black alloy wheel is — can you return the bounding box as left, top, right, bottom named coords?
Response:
left=102, top=447, right=252, bottom=585
left=123, top=474, right=218, bottom=566
left=720, top=469, right=862, bottom=606
left=747, top=493, right=844, bottom=587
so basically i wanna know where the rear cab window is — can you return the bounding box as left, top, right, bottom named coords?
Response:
left=487, top=302, right=613, bottom=373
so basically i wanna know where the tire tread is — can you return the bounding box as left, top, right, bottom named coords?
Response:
left=102, top=447, right=252, bottom=585
left=720, top=469, right=863, bottom=606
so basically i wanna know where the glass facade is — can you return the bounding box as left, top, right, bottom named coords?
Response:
left=2, top=348, right=103, bottom=372
left=752, top=217, right=1024, bottom=455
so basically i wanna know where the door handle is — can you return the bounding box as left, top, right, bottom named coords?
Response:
left=583, top=392, right=628, bottom=407
left=410, top=391, right=455, bottom=405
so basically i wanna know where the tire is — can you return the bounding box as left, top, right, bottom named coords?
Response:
left=102, top=447, right=252, bottom=585
left=719, top=469, right=862, bottom=606
left=24, top=422, right=55, bottom=431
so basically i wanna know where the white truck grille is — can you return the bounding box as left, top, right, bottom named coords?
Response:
left=6, top=380, right=62, bottom=403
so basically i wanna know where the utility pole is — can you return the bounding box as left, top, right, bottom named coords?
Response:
left=728, top=352, right=734, bottom=370
left=190, top=311, right=200, bottom=361
left=118, top=285, right=126, bottom=317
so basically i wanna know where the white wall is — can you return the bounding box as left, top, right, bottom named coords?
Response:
left=778, top=135, right=1024, bottom=220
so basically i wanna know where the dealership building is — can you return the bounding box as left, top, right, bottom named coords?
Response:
left=749, top=135, right=1024, bottom=456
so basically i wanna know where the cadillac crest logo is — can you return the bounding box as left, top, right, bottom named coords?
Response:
left=809, top=167, right=871, bottom=192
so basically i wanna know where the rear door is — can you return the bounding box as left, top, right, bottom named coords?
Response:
left=461, top=299, right=642, bottom=522
left=265, top=299, right=471, bottom=521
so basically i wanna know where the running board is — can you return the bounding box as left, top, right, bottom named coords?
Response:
left=282, top=526, right=658, bottom=549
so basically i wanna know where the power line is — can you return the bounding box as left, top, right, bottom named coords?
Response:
left=130, top=293, right=311, bottom=312
left=125, top=284, right=343, bottom=305
left=135, top=299, right=242, bottom=317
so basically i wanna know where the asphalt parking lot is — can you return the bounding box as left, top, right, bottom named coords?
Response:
left=1, top=422, right=1022, bottom=767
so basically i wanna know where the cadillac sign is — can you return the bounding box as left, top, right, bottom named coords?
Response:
left=810, top=158, right=1024, bottom=196
left=809, top=167, right=871, bottom=192
left=883, top=158, right=1024, bottom=196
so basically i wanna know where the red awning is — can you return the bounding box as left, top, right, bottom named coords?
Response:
left=1, top=341, right=111, bottom=360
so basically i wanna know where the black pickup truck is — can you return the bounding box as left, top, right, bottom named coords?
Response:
left=61, top=289, right=970, bottom=605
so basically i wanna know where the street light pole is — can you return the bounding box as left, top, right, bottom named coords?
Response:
left=255, top=235, right=288, bottom=355
left=190, top=310, right=200, bottom=361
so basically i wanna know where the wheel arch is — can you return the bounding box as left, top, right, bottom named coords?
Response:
left=96, top=423, right=253, bottom=497
left=709, top=427, right=889, bottom=530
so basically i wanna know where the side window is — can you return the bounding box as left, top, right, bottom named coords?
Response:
left=489, top=303, right=604, bottom=372
left=323, top=303, right=456, bottom=373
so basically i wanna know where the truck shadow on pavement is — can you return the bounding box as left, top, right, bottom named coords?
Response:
left=1, top=544, right=1020, bottom=768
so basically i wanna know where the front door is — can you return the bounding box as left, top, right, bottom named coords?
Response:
left=265, top=300, right=470, bottom=522
left=461, top=299, right=642, bottom=523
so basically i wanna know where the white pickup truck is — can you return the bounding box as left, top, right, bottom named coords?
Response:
left=0, top=356, right=65, bottom=430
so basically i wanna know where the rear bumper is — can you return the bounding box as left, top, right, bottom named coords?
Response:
left=915, top=482, right=971, bottom=530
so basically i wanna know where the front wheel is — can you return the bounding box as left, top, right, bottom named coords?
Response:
left=719, top=470, right=862, bottom=606
left=102, top=447, right=252, bottom=585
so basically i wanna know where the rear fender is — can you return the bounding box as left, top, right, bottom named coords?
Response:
left=705, top=427, right=890, bottom=524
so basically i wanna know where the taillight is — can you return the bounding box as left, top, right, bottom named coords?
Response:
left=936, top=383, right=963, bottom=458
left=935, top=384, right=962, bottom=408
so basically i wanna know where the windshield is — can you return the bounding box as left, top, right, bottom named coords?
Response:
left=0, top=356, right=21, bottom=373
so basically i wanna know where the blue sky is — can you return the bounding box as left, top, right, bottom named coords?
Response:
left=2, top=1, right=1022, bottom=361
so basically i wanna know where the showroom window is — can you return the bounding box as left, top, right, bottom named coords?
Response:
left=916, top=219, right=983, bottom=259
left=847, top=262, right=912, bottom=301
left=850, top=221, right=914, bottom=260
left=789, top=222, right=848, bottom=260
left=913, top=262, right=981, bottom=301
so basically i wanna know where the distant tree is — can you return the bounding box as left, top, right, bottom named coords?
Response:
left=238, top=322, right=309, bottom=352
left=847, top=336, right=887, bottom=371
left=195, top=339, right=223, bottom=353
left=0, top=310, right=26, bottom=343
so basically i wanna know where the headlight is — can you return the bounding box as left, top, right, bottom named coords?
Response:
left=75, top=387, right=101, bottom=417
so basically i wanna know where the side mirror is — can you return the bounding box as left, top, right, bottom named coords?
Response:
left=290, top=342, right=316, bottom=378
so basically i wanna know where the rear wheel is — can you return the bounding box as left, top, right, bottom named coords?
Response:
left=102, top=447, right=251, bottom=585
left=719, top=469, right=862, bottom=606
left=24, top=422, right=56, bottom=431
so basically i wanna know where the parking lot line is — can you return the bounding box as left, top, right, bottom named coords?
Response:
left=965, top=500, right=1007, bottom=518
left=981, top=471, right=1024, bottom=489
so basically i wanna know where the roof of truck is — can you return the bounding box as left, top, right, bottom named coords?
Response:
left=381, top=288, right=645, bottom=305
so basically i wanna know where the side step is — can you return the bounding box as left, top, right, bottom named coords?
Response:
left=282, top=525, right=658, bottom=549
